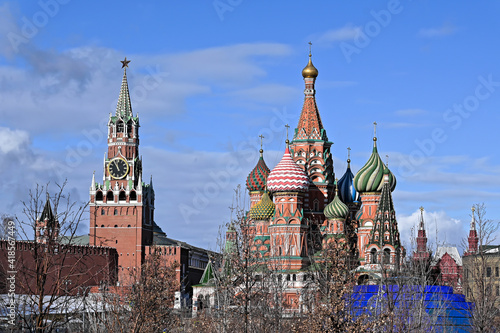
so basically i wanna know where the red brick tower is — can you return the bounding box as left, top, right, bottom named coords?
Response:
left=267, top=141, right=311, bottom=270
left=290, top=47, right=334, bottom=225
left=246, top=137, right=270, bottom=209
left=363, top=168, right=403, bottom=274
left=35, top=198, right=59, bottom=245
left=353, top=126, right=396, bottom=267
left=414, top=206, right=430, bottom=261
left=464, top=206, right=478, bottom=256
left=89, top=58, right=154, bottom=284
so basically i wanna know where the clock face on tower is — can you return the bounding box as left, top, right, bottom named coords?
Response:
left=108, top=157, right=129, bottom=179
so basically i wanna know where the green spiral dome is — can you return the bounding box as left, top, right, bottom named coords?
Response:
left=353, top=138, right=396, bottom=193
left=324, top=187, right=349, bottom=221
left=249, top=192, right=275, bottom=220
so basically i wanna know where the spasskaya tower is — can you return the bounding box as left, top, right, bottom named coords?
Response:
left=89, top=58, right=154, bottom=284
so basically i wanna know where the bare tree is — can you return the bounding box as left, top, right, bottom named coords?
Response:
left=87, top=249, right=180, bottom=333
left=462, top=203, right=500, bottom=332
left=0, top=182, right=114, bottom=333
left=295, top=240, right=375, bottom=332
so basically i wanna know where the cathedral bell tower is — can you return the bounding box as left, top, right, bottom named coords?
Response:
left=290, top=45, right=334, bottom=224
left=89, top=58, right=154, bottom=284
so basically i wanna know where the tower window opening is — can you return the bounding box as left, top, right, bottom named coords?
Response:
left=383, top=249, right=391, bottom=264
left=117, top=121, right=124, bottom=133
left=114, top=209, right=118, bottom=216
left=119, top=191, right=126, bottom=202
left=371, top=248, right=377, bottom=264
left=106, top=191, right=114, bottom=202
left=96, top=191, right=103, bottom=202
left=127, top=121, right=133, bottom=137
left=101, top=208, right=105, bottom=215
left=130, top=191, right=137, bottom=201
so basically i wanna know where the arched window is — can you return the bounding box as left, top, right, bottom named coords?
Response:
left=383, top=249, right=391, bottom=264
left=127, top=121, right=133, bottom=137
left=101, top=208, right=105, bottom=215
left=96, top=191, right=103, bottom=202
left=106, top=191, right=114, bottom=202
left=313, top=199, right=319, bottom=212
left=130, top=191, right=137, bottom=201
left=119, top=191, right=126, bottom=202
left=114, top=209, right=118, bottom=216
left=371, top=248, right=377, bottom=264
left=117, top=121, right=124, bottom=133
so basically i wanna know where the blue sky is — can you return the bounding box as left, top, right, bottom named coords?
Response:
left=1, top=0, right=499, bottom=252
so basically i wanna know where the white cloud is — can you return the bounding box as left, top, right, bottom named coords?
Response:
left=314, top=25, right=362, bottom=46
left=0, top=127, right=29, bottom=154
left=397, top=209, right=465, bottom=253
left=418, top=23, right=457, bottom=38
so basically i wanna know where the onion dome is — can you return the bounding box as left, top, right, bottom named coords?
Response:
left=302, top=53, right=318, bottom=79
left=267, top=146, right=310, bottom=193
left=246, top=149, right=270, bottom=192
left=324, top=182, right=349, bottom=220
left=353, top=137, right=396, bottom=193
left=338, top=153, right=360, bottom=203
left=249, top=191, right=275, bottom=220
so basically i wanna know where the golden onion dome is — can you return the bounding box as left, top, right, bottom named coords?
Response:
left=302, top=54, right=318, bottom=78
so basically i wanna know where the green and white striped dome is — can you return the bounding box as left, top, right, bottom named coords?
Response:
left=354, top=138, right=396, bottom=193
left=324, top=182, right=349, bottom=220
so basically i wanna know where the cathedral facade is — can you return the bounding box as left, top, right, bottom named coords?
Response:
left=244, top=51, right=405, bottom=286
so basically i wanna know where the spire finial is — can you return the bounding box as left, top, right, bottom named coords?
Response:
left=386, top=154, right=389, bottom=167
left=347, top=147, right=351, bottom=165
left=419, top=206, right=425, bottom=230
left=121, top=57, right=131, bottom=69
left=285, top=124, right=290, bottom=145
left=470, top=206, right=476, bottom=231
left=373, top=121, right=377, bottom=138
left=259, top=134, right=264, bottom=155
left=308, top=41, right=312, bottom=57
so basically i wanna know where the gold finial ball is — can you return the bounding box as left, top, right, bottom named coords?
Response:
left=347, top=158, right=351, bottom=163
left=302, top=56, right=318, bottom=78
left=373, top=137, right=377, bottom=141
left=259, top=149, right=263, bottom=154
left=285, top=139, right=290, bottom=144
left=471, top=206, right=475, bottom=212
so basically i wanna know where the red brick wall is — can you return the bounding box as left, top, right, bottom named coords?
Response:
left=0, top=240, right=117, bottom=295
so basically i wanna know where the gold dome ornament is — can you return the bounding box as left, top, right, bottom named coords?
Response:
left=302, top=42, right=318, bottom=78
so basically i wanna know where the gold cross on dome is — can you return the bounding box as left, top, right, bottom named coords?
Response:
left=373, top=121, right=377, bottom=137
left=471, top=206, right=475, bottom=213
left=308, top=41, right=312, bottom=56
left=259, top=134, right=264, bottom=149
left=420, top=206, right=424, bottom=213
left=285, top=124, right=290, bottom=141
left=121, top=57, right=131, bottom=68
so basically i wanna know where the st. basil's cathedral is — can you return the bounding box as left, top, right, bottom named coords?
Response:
left=243, top=50, right=404, bottom=284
